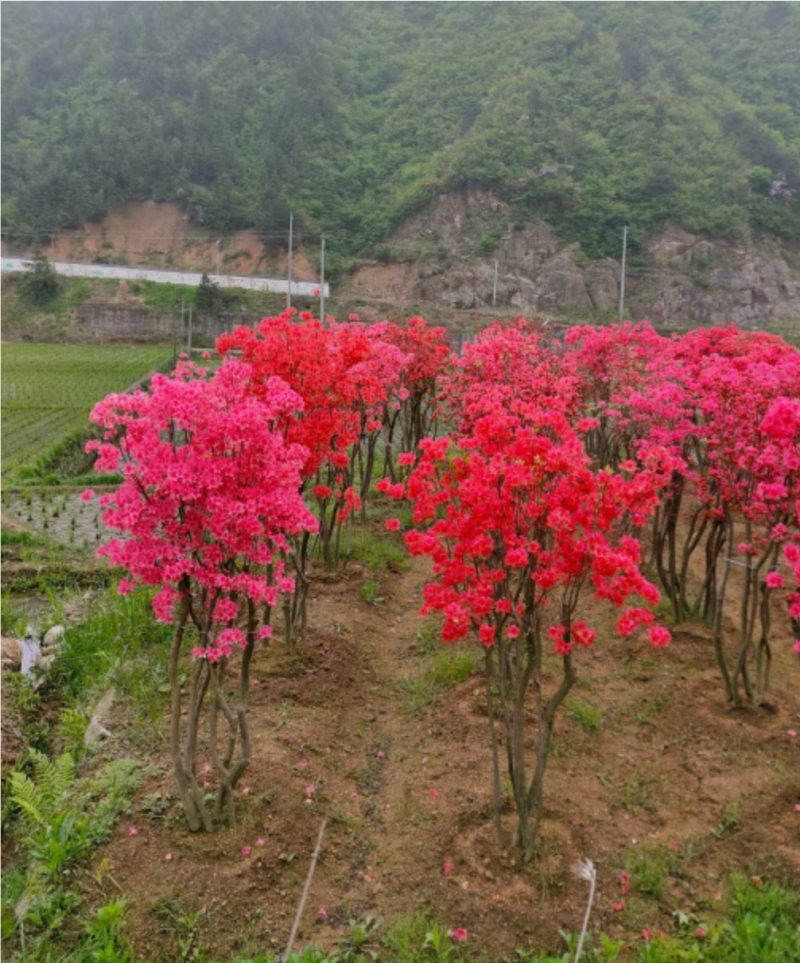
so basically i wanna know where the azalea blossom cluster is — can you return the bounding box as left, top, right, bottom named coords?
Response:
left=380, top=320, right=681, bottom=860
left=217, top=310, right=449, bottom=641
left=563, top=322, right=800, bottom=703
left=84, top=310, right=799, bottom=844
left=85, top=314, right=450, bottom=830
left=85, top=359, right=317, bottom=831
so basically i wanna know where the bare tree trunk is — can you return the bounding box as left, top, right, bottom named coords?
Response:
left=523, top=655, right=576, bottom=862
left=712, top=515, right=735, bottom=703
left=170, top=586, right=212, bottom=832
left=484, top=651, right=506, bottom=848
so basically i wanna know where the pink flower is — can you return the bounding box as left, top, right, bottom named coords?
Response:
left=765, top=572, right=784, bottom=588
left=128, top=826, right=138, bottom=836
left=669, top=840, right=678, bottom=851
left=202, top=351, right=211, bottom=360
left=349, top=314, right=359, bottom=321
left=788, top=730, right=797, bottom=737
left=242, top=846, right=251, bottom=856
left=314, top=289, right=321, bottom=297
left=377, top=751, right=385, bottom=759
left=203, top=781, right=211, bottom=790
left=795, top=804, right=800, bottom=813
left=203, top=764, right=211, bottom=774
left=318, top=906, right=328, bottom=920
left=479, top=623, right=496, bottom=647
left=364, top=872, right=374, bottom=882
left=252, top=679, right=260, bottom=687
left=448, top=928, right=467, bottom=942
left=81, top=489, right=96, bottom=502
left=648, top=625, right=671, bottom=647
left=299, top=758, right=308, bottom=768
left=385, top=518, right=401, bottom=532
left=165, top=853, right=173, bottom=861
left=257, top=838, right=265, bottom=847
left=613, top=901, right=625, bottom=912
left=305, top=785, right=315, bottom=796
left=695, top=927, right=706, bottom=939
left=619, top=871, right=630, bottom=895
left=507, top=625, right=520, bottom=639
left=429, top=788, right=439, bottom=800
left=641, top=930, right=653, bottom=941
left=442, top=861, right=453, bottom=875
left=241, top=786, right=250, bottom=796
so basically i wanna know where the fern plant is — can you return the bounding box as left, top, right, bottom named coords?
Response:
left=10, top=749, right=76, bottom=832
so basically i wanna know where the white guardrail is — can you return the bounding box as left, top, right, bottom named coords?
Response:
left=1, top=257, right=328, bottom=297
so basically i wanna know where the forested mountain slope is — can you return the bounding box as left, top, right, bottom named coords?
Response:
left=3, top=2, right=799, bottom=259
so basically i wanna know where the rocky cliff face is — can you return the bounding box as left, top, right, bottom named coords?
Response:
left=346, top=191, right=800, bottom=335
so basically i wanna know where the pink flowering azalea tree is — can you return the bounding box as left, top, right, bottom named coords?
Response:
left=86, top=360, right=316, bottom=831
left=398, top=401, right=675, bottom=861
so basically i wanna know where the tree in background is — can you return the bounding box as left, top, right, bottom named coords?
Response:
left=20, top=251, right=61, bottom=306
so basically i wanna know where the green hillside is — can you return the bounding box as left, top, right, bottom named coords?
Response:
left=3, top=2, right=799, bottom=259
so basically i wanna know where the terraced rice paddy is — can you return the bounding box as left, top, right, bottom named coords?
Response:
left=2, top=343, right=171, bottom=476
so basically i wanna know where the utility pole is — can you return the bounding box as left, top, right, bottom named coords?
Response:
left=215, top=239, right=221, bottom=276
left=287, top=212, right=294, bottom=310
left=492, top=259, right=499, bottom=308
left=618, top=225, right=628, bottom=321
left=319, top=233, right=326, bottom=323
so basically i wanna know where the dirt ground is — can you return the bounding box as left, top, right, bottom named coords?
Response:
left=68, top=544, right=800, bottom=962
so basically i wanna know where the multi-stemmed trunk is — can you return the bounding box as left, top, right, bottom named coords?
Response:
left=169, top=585, right=256, bottom=831
left=484, top=619, right=576, bottom=862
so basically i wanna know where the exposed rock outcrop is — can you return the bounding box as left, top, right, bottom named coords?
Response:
left=347, top=191, right=800, bottom=335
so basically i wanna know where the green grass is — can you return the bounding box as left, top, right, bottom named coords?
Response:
left=400, top=647, right=476, bottom=714
left=0, top=595, right=19, bottom=634
left=338, top=525, right=408, bottom=571
left=2, top=343, right=172, bottom=478
left=567, top=697, right=603, bottom=734
left=49, top=587, right=172, bottom=721
left=624, top=844, right=683, bottom=901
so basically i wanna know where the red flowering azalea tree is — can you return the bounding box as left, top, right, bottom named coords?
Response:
left=218, top=312, right=360, bottom=640
left=380, top=316, right=452, bottom=478
left=86, top=360, right=316, bottom=831
left=399, top=402, right=675, bottom=861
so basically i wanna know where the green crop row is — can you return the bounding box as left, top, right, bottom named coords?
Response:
left=2, top=344, right=172, bottom=478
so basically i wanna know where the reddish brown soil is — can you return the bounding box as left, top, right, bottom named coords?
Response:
left=75, top=548, right=800, bottom=962
left=0, top=201, right=317, bottom=279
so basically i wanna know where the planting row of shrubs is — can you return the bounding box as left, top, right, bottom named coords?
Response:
left=82, top=312, right=800, bottom=864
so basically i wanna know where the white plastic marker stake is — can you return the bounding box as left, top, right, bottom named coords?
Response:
left=573, top=858, right=597, bottom=962
left=283, top=818, right=328, bottom=963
